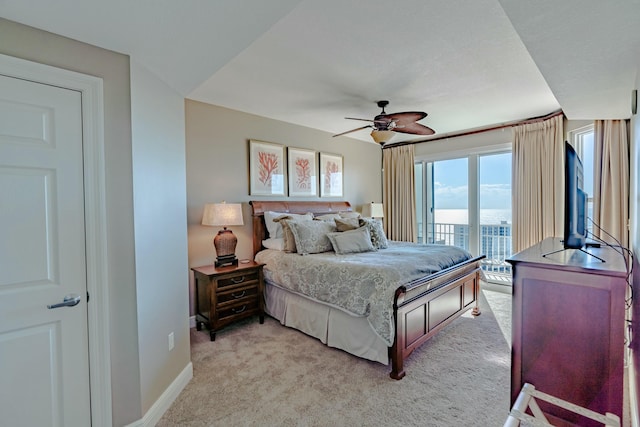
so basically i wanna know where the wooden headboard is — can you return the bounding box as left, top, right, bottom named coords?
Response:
left=250, top=200, right=352, bottom=257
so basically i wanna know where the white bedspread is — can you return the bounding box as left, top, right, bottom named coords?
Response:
left=255, top=242, right=472, bottom=346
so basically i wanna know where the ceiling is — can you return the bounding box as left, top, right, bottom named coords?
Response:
left=2, top=0, right=639, bottom=144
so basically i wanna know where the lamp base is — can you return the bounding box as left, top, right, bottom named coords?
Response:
left=215, top=255, right=238, bottom=268
left=213, top=228, right=238, bottom=268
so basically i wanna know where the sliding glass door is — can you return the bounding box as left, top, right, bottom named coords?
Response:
left=478, top=152, right=512, bottom=282
left=433, top=158, right=470, bottom=248
left=416, top=150, right=512, bottom=284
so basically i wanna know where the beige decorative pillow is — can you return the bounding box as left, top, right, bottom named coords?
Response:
left=280, top=220, right=297, bottom=252
left=327, top=226, right=375, bottom=255
left=334, top=217, right=359, bottom=232
left=314, top=213, right=342, bottom=222
left=339, top=211, right=361, bottom=219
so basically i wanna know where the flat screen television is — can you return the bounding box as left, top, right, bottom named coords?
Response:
left=563, top=141, right=588, bottom=249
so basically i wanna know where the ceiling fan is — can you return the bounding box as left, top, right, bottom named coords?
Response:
left=332, top=100, right=435, bottom=143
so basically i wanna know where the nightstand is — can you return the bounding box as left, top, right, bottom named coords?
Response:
left=192, top=261, right=265, bottom=341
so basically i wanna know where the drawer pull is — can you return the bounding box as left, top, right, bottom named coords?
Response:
left=232, top=305, right=247, bottom=314
left=231, top=291, right=246, bottom=299
left=230, top=276, right=245, bottom=284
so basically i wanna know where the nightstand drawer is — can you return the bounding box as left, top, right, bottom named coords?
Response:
left=217, top=299, right=260, bottom=321
left=216, top=284, right=259, bottom=305
left=217, top=272, right=259, bottom=289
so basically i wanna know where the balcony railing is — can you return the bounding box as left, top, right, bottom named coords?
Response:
left=419, top=222, right=513, bottom=283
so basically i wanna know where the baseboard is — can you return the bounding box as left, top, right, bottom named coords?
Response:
left=124, top=362, right=193, bottom=427
left=189, top=315, right=196, bottom=328
left=481, top=280, right=511, bottom=294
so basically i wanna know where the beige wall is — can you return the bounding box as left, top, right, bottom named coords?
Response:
left=185, top=100, right=382, bottom=313
left=130, top=60, right=191, bottom=415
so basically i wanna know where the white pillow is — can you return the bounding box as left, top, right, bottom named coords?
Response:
left=262, top=238, right=285, bottom=251
left=264, top=211, right=313, bottom=239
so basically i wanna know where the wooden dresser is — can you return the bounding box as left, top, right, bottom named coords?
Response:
left=192, top=262, right=265, bottom=341
left=507, top=238, right=628, bottom=426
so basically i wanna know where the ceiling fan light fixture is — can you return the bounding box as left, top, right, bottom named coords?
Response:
left=334, top=100, right=434, bottom=140
left=370, top=130, right=395, bottom=145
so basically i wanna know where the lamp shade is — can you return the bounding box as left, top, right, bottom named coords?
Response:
left=370, top=130, right=395, bottom=145
left=202, top=203, right=244, bottom=227
left=362, top=202, right=384, bottom=218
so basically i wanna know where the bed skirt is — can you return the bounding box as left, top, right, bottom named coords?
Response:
left=264, top=282, right=389, bottom=364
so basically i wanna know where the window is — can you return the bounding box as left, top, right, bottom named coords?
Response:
left=568, top=125, right=595, bottom=233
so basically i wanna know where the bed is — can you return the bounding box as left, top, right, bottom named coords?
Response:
left=251, top=200, right=485, bottom=380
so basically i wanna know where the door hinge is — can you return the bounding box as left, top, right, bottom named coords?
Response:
left=87, top=291, right=90, bottom=303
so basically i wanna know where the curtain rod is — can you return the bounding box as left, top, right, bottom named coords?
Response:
left=383, top=109, right=565, bottom=149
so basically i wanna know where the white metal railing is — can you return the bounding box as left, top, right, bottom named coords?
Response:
left=419, top=222, right=513, bottom=280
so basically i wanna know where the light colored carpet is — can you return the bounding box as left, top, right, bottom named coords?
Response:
left=157, top=289, right=512, bottom=426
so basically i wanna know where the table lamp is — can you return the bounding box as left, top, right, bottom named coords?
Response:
left=202, top=202, right=244, bottom=267
left=362, top=202, right=384, bottom=219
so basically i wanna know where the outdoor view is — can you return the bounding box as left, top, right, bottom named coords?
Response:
left=416, top=152, right=512, bottom=283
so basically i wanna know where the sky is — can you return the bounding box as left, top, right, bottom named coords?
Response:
left=433, top=152, right=512, bottom=209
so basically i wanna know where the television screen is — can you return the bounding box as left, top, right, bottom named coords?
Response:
left=564, top=141, right=588, bottom=249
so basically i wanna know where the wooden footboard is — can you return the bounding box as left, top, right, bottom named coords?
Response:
left=389, top=257, right=484, bottom=380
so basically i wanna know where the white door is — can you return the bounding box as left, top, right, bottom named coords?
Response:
left=0, top=74, right=91, bottom=426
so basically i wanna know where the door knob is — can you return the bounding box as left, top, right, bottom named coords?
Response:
left=47, top=294, right=81, bottom=309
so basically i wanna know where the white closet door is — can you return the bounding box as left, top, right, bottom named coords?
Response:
left=0, top=74, right=91, bottom=427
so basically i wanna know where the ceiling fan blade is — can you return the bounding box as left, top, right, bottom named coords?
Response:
left=377, top=111, right=428, bottom=123
left=332, top=124, right=373, bottom=137
left=344, top=117, right=375, bottom=123
left=393, top=121, right=435, bottom=135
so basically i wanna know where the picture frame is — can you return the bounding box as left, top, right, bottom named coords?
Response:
left=249, top=140, right=286, bottom=196
left=287, top=147, right=317, bottom=197
left=319, top=152, right=343, bottom=198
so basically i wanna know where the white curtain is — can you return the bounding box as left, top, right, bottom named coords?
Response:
left=512, top=114, right=564, bottom=253
left=382, top=144, right=417, bottom=242
left=592, top=120, right=629, bottom=248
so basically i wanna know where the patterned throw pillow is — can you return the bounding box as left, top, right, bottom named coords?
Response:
left=359, top=218, right=389, bottom=249
left=273, top=216, right=298, bottom=252
left=287, top=220, right=337, bottom=255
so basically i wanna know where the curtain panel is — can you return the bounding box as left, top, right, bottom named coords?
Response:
left=511, top=114, right=564, bottom=253
left=382, top=144, right=417, bottom=242
left=592, top=120, right=630, bottom=248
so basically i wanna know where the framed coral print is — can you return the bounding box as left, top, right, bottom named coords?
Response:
left=319, top=152, right=343, bottom=198
left=249, top=140, right=286, bottom=196
left=288, top=147, right=317, bottom=197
